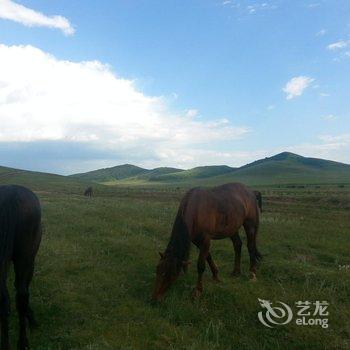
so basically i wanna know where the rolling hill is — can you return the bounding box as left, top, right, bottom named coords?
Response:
left=0, top=165, right=85, bottom=192
left=203, top=152, right=350, bottom=185
left=70, top=164, right=235, bottom=184
left=70, top=164, right=148, bottom=183
left=68, top=152, right=350, bottom=186
left=2, top=152, right=350, bottom=188
left=146, top=165, right=236, bottom=182
left=71, top=164, right=184, bottom=183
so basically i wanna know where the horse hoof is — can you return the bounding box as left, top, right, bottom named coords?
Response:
left=249, top=273, right=257, bottom=282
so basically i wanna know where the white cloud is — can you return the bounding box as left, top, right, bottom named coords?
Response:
left=327, top=40, right=349, bottom=51
left=319, top=92, right=330, bottom=97
left=0, top=44, right=250, bottom=169
left=0, top=0, right=74, bottom=35
left=322, top=114, right=337, bottom=121
left=316, top=29, right=326, bottom=36
left=283, top=76, right=314, bottom=100
left=287, top=134, right=350, bottom=164
left=308, top=3, right=320, bottom=8
left=185, top=109, right=199, bottom=118
left=221, top=1, right=277, bottom=15
left=318, top=134, right=350, bottom=143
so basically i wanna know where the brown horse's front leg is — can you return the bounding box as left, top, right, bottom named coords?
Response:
left=231, top=233, right=242, bottom=277
left=207, top=253, right=220, bottom=282
left=192, top=240, right=210, bottom=298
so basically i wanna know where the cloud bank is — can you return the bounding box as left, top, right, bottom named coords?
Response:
left=0, top=44, right=250, bottom=172
left=0, top=0, right=74, bottom=35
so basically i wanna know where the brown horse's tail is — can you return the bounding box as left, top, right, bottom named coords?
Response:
left=166, top=200, right=191, bottom=272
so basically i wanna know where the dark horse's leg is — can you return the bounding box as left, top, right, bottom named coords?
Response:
left=243, top=221, right=261, bottom=281
left=231, top=233, right=242, bottom=277
left=14, top=258, right=36, bottom=350
left=206, top=253, right=220, bottom=282
left=193, top=238, right=210, bottom=297
left=193, top=239, right=219, bottom=282
left=0, top=264, right=10, bottom=350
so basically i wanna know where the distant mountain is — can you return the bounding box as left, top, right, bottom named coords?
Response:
left=69, top=152, right=350, bottom=185
left=203, top=152, right=350, bottom=185
left=2, top=152, right=350, bottom=189
left=70, top=164, right=148, bottom=182
left=147, top=165, right=236, bottom=182
left=131, top=167, right=183, bottom=181
left=70, top=164, right=235, bottom=183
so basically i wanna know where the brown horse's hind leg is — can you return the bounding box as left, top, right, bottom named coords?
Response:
left=192, top=239, right=210, bottom=298
left=244, top=222, right=259, bottom=281
left=0, top=264, right=10, bottom=350
left=14, top=258, right=36, bottom=350
left=231, top=233, right=242, bottom=277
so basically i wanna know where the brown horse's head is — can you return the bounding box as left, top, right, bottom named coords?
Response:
left=152, top=252, right=189, bottom=301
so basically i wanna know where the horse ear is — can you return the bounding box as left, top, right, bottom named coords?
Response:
left=159, top=252, right=164, bottom=258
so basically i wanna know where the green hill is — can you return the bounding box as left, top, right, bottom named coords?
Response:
left=69, top=152, right=350, bottom=185
left=0, top=165, right=85, bottom=192
left=202, top=152, right=350, bottom=185
left=3, top=152, right=349, bottom=189
left=132, top=167, right=183, bottom=181
left=146, top=165, right=235, bottom=183
left=70, top=164, right=148, bottom=182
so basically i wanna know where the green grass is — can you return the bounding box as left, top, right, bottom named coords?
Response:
left=1, top=173, right=350, bottom=349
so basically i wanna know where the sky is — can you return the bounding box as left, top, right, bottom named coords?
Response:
left=0, top=0, right=349, bottom=175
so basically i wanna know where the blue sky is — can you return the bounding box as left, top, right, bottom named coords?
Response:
left=0, top=0, right=349, bottom=174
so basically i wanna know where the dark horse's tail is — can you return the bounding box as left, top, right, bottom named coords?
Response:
left=0, top=189, right=17, bottom=265
left=166, top=192, right=192, bottom=272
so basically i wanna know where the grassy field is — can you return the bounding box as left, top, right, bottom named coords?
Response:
left=1, top=177, right=350, bottom=349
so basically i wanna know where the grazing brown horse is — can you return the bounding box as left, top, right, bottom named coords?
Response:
left=152, top=182, right=261, bottom=301
left=0, top=185, right=42, bottom=349
left=84, top=186, right=93, bottom=198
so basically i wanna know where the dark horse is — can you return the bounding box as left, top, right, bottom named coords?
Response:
left=0, top=185, right=42, bottom=349
left=84, top=187, right=93, bottom=198
left=152, top=183, right=262, bottom=301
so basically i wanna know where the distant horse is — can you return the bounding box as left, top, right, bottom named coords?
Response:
left=254, top=190, right=263, bottom=213
left=0, top=185, right=42, bottom=349
left=84, top=187, right=93, bottom=198
left=152, top=183, right=261, bottom=301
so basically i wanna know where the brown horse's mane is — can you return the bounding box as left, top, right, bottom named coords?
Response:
left=164, top=190, right=195, bottom=268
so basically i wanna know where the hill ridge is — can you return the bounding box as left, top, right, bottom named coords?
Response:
left=2, top=152, right=350, bottom=186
